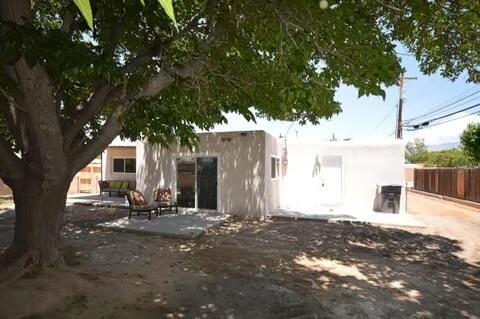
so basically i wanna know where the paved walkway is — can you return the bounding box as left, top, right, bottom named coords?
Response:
left=272, top=208, right=425, bottom=228
left=98, top=211, right=228, bottom=239
left=67, top=193, right=128, bottom=208
left=406, top=191, right=480, bottom=263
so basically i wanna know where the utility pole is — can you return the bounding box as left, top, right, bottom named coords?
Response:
left=396, top=74, right=417, bottom=139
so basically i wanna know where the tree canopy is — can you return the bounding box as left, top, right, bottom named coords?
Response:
left=1, top=0, right=479, bottom=152
left=405, top=138, right=429, bottom=163
left=460, top=122, right=480, bottom=163
left=406, top=132, right=480, bottom=167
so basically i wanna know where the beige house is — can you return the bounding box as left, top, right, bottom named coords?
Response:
left=137, top=130, right=406, bottom=218
left=137, top=131, right=282, bottom=217
left=68, top=159, right=101, bottom=194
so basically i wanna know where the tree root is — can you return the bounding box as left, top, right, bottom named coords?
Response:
left=0, top=250, right=39, bottom=285
left=0, top=249, right=64, bottom=286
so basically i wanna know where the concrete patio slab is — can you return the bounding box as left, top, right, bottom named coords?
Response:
left=67, top=193, right=128, bottom=208
left=98, top=212, right=228, bottom=239
left=272, top=208, right=425, bottom=228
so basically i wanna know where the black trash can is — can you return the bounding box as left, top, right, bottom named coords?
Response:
left=378, top=185, right=402, bottom=214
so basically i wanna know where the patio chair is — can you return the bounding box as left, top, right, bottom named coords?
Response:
left=125, top=190, right=158, bottom=220
left=153, top=188, right=179, bottom=215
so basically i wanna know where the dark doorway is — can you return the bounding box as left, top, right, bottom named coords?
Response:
left=176, top=158, right=195, bottom=207
left=196, top=157, right=218, bottom=210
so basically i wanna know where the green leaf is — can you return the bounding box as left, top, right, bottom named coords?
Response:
left=73, top=0, right=93, bottom=30
left=157, top=0, right=177, bottom=29
left=139, top=0, right=145, bottom=6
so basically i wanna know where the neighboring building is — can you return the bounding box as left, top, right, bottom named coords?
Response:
left=405, top=163, right=424, bottom=188
left=0, top=178, right=12, bottom=196
left=69, top=138, right=137, bottom=194
left=101, top=137, right=136, bottom=185
left=68, top=159, right=101, bottom=194
left=137, top=130, right=406, bottom=218
left=0, top=138, right=137, bottom=196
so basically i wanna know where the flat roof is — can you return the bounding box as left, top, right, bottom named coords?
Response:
left=285, top=137, right=406, bottom=147
left=108, top=136, right=136, bottom=147
left=197, top=129, right=267, bottom=135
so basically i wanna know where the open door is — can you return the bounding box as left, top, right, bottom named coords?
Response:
left=176, top=158, right=196, bottom=207
left=196, top=157, right=218, bottom=210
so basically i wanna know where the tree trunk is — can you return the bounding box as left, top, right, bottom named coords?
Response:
left=0, top=174, right=70, bottom=279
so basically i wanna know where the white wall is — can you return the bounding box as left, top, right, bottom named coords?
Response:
left=137, top=131, right=267, bottom=217
left=281, top=139, right=406, bottom=214
left=264, top=132, right=282, bottom=214
left=137, top=133, right=405, bottom=218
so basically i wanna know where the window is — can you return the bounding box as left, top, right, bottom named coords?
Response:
left=271, top=156, right=280, bottom=179
left=125, top=159, right=136, bottom=173
left=113, top=158, right=136, bottom=173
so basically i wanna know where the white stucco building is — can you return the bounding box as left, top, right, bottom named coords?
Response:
left=136, top=130, right=406, bottom=218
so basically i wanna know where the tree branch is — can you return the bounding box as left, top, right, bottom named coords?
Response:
left=137, top=58, right=207, bottom=98
left=63, top=81, right=123, bottom=150
left=120, top=11, right=209, bottom=76
left=60, top=8, right=75, bottom=34
left=69, top=104, right=126, bottom=174
left=69, top=57, right=207, bottom=173
left=0, top=88, right=29, bottom=154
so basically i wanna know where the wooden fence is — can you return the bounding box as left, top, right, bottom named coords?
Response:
left=414, top=168, right=480, bottom=203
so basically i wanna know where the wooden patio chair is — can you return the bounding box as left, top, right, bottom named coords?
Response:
left=125, top=190, right=158, bottom=220
left=153, top=188, right=179, bottom=215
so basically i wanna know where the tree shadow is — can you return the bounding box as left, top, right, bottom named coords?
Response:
left=181, top=219, right=480, bottom=318
left=1, top=207, right=479, bottom=318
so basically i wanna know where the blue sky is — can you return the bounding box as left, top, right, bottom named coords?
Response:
left=213, top=53, right=479, bottom=146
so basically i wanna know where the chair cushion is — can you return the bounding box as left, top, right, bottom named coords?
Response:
left=121, top=181, right=130, bottom=189
left=110, top=181, right=121, bottom=189
left=132, top=190, right=146, bottom=205
left=155, top=188, right=172, bottom=203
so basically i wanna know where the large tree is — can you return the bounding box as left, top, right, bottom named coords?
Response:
left=405, top=138, right=428, bottom=163
left=461, top=122, right=480, bottom=163
left=0, top=0, right=479, bottom=275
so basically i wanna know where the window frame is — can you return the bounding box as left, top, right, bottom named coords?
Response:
left=271, top=156, right=280, bottom=180
left=112, top=157, right=136, bottom=174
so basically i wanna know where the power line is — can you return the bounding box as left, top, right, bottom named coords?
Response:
left=418, top=112, right=479, bottom=129
left=405, top=94, right=480, bottom=127
left=371, top=104, right=396, bottom=134
left=427, top=94, right=480, bottom=116
left=405, top=89, right=480, bottom=123
left=404, top=102, right=480, bottom=131
left=283, top=121, right=295, bottom=138
left=416, top=102, right=480, bottom=123
left=405, top=111, right=479, bottom=131
left=405, top=87, right=480, bottom=123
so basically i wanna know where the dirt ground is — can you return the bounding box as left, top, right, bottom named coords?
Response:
left=0, top=194, right=479, bottom=319
left=405, top=191, right=480, bottom=264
